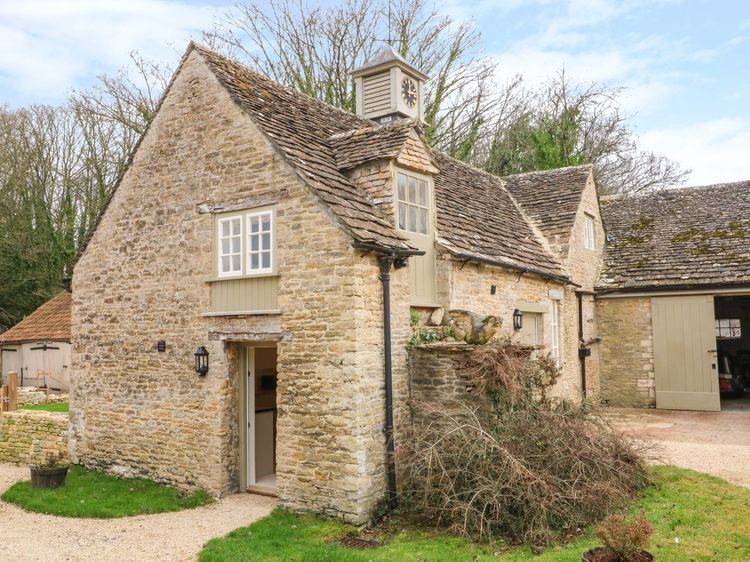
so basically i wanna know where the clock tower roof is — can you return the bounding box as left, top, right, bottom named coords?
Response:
left=351, top=45, right=429, bottom=81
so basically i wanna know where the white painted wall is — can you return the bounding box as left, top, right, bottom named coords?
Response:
left=1, top=342, right=70, bottom=391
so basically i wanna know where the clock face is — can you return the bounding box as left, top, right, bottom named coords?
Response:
left=401, top=77, right=417, bottom=108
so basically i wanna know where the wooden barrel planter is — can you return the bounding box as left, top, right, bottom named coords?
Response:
left=30, top=466, right=68, bottom=489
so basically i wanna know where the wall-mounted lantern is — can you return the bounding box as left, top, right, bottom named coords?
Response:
left=194, top=346, right=209, bottom=376
left=512, top=309, right=523, bottom=332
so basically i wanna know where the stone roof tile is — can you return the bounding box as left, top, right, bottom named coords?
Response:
left=599, top=180, right=750, bottom=290
left=503, top=165, right=593, bottom=250
left=432, top=152, right=568, bottom=280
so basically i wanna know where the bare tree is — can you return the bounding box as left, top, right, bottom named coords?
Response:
left=203, top=0, right=499, bottom=151
left=0, top=52, right=172, bottom=329
left=480, top=71, right=689, bottom=194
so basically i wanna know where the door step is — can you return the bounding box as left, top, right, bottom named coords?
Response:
left=246, top=484, right=278, bottom=498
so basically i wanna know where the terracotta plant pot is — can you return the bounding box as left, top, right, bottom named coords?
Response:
left=581, top=546, right=654, bottom=562
left=30, top=465, right=68, bottom=489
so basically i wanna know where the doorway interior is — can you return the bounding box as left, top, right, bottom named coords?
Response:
left=714, top=296, right=750, bottom=411
left=241, top=345, right=277, bottom=494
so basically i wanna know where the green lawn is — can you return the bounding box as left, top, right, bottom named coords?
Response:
left=200, top=466, right=750, bottom=561
left=2, top=465, right=211, bottom=518
left=18, top=402, right=69, bottom=412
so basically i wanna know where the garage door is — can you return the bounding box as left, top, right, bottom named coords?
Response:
left=652, top=295, right=719, bottom=411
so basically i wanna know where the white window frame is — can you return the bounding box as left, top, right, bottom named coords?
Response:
left=396, top=171, right=430, bottom=235
left=583, top=214, right=595, bottom=251
left=246, top=210, right=274, bottom=275
left=217, top=215, right=243, bottom=278
left=215, top=208, right=275, bottom=278
left=715, top=318, right=741, bottom=339
left=550, top=301, right=560, bottom=366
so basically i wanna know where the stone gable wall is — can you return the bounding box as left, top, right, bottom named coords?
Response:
left=0, top=411, right=68, bottom=465
left=596, top=296, right=655, bottom=407
left=72, top=50, right=411, bottom=523
left=562, top=174, right=605, bottom=400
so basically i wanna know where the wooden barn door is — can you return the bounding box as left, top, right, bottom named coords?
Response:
left=652, top=295, right=719, bottom=411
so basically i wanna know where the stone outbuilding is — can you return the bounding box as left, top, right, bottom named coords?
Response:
left=70, top=43, right=606, bottom=523
left=0, top=291, right=72, bottom=391
left=597, top=181, right=750, bottom=412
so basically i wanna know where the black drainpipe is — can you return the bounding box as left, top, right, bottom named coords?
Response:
left=577, top=291, right=587, bottom=402
left=352, top=241, right=422, bottom=509
left=378, top=256, right=398, bottom=508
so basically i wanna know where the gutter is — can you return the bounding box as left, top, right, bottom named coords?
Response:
left=448, top=250, right=578, bottom=287
left=352, top=241, right=425, bottom=257
left=352, top=241, right=419, bottom=508
left=595, top=281, right=750, bottom=296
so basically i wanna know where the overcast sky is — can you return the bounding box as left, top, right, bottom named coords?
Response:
left=1, top=0, right=749, bottom=186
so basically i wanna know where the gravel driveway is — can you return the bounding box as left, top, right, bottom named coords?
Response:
left=612, top=408, right=750, bottom=488
left=0, top=464, right=276, bottom=562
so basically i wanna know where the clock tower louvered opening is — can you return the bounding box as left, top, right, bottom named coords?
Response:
left=351, top=45, right=428, bottom=124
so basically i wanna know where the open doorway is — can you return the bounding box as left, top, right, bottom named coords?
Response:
left=714, top=296, right=750, bottom=411
left=241, top=345, right=277, bottom=494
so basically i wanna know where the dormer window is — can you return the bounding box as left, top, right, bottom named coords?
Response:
left=397, top=172, right=429, bottom=235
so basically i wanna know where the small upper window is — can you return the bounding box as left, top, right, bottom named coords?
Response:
left=396, top=172, right=429, bottom=235
left=216, top=209, right=274, bottom=277
left=583, top=214, right=595, bottom=250
left=218, top=216, right=242, bottom=277
left=247, top=211, right=273, bottom=274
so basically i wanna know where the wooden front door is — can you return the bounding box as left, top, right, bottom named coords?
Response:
left=652, top=295, right=719, bottom=411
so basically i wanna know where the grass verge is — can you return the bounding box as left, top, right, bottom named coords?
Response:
left=18, top=402, right=69, bottom=412
left=2, top=465, right=211, bottom=518
left=199, top=466, right=750, bottom=561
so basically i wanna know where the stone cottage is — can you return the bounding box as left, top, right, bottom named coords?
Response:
left=597, top=182, right=750, bottom=412
left=71, top=43, right=606, bottom=522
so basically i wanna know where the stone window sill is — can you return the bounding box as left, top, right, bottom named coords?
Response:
left=204, top=273, right=280, bottom=283
left=200, top=309, right=282, bottom=317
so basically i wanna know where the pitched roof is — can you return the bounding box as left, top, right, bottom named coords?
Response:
left=503, top=165, right=593, bottom=250
left=329, top=120, right=416, bottom=170
left=432, top=152, right=568, bottom=280
left=599, top=180, right=750, bottom=291
left=0, top=292, right=71, bottom=344
left=192, top=44, right=413, bottom=251
left=79, top=43, right=569, bottom=282
left=351, top=46, right=428, bottom=80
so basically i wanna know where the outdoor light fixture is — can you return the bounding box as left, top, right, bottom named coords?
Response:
left=194, top=346, right=209, bottom=376
left=512, top=309, right=523, bottom=332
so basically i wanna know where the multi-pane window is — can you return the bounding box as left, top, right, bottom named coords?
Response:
left=397, top=172, right=429, bottom=235
left=218, top=216, right=242, bottom=276
left=248, top=211, right=273, bottom=273
left=584, top=214, right=595, bottom=250
left=550, top=301, right=560, bottom=365
left=716, top=318, right=741, bottom=339
left=216, top=209, right=274, bottom=277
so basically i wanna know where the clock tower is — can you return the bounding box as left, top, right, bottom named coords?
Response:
left=351, top=45, right=428, bottom=124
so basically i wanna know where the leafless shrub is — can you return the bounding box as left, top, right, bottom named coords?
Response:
left=399, top=341, right=649, bottom=544
left=596, top=512, right=654, bottom=561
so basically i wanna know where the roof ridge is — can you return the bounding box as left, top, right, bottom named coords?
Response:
left=502, top=163, right=594, bottom=179
left=327, top=118, right=417, bottom=142
left=190, top=42, right=374, bottom=129
left=617, top=179, right=750, bottom=201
